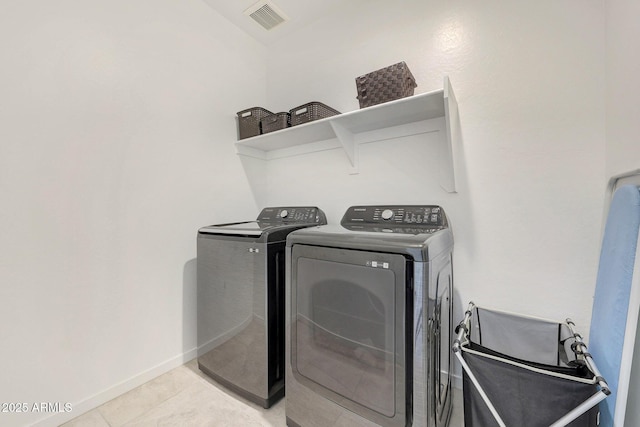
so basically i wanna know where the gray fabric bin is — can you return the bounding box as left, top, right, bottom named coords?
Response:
left=454, top=304, right=609, bottom=427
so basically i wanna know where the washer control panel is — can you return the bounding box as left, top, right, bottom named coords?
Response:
left=341, top=205, right=447, bottom=233
left=258, top=206, right=326, bottom=224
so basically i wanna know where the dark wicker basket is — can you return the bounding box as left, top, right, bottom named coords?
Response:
left=289, top=102, right=340, bottom=126
left=260, top=112, right=290, bottom=134
left=355, top=62, right=417, bottom=108
left=237, top=107, right=274, bottom=139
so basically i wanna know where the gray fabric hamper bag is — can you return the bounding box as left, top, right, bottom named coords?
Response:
left=454, top=304, right=609, bottom=427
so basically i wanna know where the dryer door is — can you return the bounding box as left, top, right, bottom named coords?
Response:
left=290, top=244, right=409, bottom=427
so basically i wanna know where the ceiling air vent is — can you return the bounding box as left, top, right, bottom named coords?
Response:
left=244, top=0, right=289, bottom=31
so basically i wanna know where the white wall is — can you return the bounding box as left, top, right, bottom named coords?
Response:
left=605, top=0, right=640, bottom=424
left=262, top=0, right=606, bottom=334
left=0, top=1, right=265, bottom=426
left=0, top=0, right=615, bottom=425
left=605, top=0, right=640, bottom=177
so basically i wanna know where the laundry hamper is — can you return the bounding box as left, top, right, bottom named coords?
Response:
left=453, top=302, right=610, bottom=427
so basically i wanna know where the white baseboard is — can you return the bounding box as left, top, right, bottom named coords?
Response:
left=31, top=348, right=198, bottom=427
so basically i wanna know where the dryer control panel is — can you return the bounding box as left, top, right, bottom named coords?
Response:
left=341, top=205, right=448, bottom=234
left=258, top=206, right=326, bottom=225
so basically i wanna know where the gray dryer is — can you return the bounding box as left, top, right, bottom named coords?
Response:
left=285, top=205, right=454, bottom=427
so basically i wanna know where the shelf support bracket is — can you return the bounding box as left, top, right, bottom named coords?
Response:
left=442, top=76, right=459, bottom=193
left=330, top=121, right=359, bottom=174
left=235, top=144, right=267, bottom=160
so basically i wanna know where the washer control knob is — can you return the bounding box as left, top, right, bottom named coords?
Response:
left=381, top=209, right=394, bottom=220
left=280, top=209, right=289, bottom=218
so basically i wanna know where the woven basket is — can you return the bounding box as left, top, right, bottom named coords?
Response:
left=355, top=62, right=417, bottom=108
left=289, top=102, right=340, bottom=126
left=237, top=107, right=273, bottom=139
left=260, top=112, right=290, bottom=134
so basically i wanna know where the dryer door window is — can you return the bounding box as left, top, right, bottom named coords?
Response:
left=291, top=245, right=408, bottom=426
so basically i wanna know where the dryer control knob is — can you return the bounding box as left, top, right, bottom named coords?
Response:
left=280, top=209, right=289, bottom=218
left=381, top=209, right=394, bottom=220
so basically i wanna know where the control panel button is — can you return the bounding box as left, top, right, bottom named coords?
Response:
left=381, top=209, right=394, bottom=220
left=280, top=209, right=289, bottom=218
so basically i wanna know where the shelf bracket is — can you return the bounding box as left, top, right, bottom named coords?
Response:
left=441, top=76, right=459, bottom=193
left=235, top=144, right=267, bottom=160
left=330, top=121, right=359, bottom=174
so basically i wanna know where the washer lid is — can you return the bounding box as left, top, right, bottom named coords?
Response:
left=198, top=206, right=327, bottom=240
left=198, top=221, right=265, bottom=237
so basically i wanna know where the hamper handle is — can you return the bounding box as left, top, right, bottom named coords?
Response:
left=453, top=301, right=475, bottom=351
left=565, top=319, right=611, bottom=396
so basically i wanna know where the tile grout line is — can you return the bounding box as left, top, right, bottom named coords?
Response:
left=97, top=366, right=204, bottom=427
left=114, top=392, right=182, bottom=426
left=98, top=409, right=113, bottom=427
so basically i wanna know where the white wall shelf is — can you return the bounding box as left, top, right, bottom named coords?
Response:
left=235, top=76, right=461, bottom=192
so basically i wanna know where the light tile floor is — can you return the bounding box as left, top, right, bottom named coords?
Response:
left=63, top=360, right=464, bottom=426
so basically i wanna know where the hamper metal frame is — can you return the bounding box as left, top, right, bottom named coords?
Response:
left=453, top=302, right=610, bottom=427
